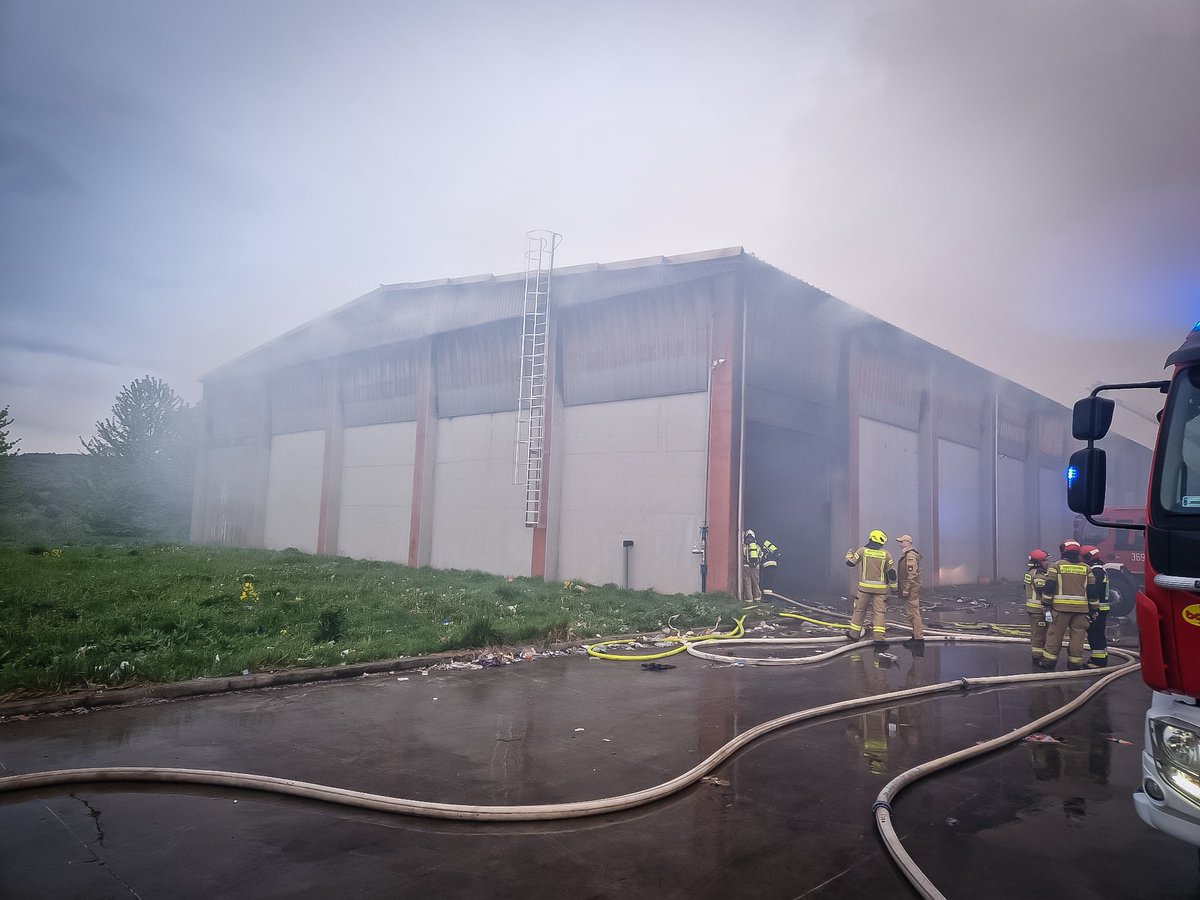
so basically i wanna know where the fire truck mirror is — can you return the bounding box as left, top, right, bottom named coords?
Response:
left=1072, top=396, right=1115, bottom=441
left=1067, top=447, right=1107, bottom=516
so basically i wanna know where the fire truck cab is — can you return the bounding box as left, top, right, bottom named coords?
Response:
left=1068, top=324, right=1200, bottom=847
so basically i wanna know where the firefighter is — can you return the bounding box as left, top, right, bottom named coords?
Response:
left=1082, top=545, right=1110, bottom=668
left=1038, top=539, right=1096, bottom=670
left=742, top=529, right=762, bottom=602
left=1024, top=549, right=1051, bottom=664
left=845, top=529, right=897, bottom=646
left=896, top=534, right=925, bottom=645
left=759, top=536, right=781, bottom=594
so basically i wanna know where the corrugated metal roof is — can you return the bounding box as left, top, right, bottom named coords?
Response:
left=204, top=247, right=746, bottom=381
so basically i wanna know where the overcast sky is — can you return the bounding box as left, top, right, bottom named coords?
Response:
left=2, top=0, right=1196, bottom=452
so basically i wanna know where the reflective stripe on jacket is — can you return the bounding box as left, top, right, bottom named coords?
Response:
left=1046, top=560, right=1095, bottom=612
left=1024, top=566, right=1047, bottom=610
left=761, top=539, right=779, bottom=568
left=1090, top=564, right=1110, bottom=611
left=848, top=546, right=894, bottom=594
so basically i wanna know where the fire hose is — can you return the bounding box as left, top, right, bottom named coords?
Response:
left=0, top=610, right=1137, bottom=899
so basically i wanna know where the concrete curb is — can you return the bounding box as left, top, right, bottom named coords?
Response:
left=0, top=634, right=616, bottom=719
left=0, top=620, right=770, bottom=720
left=0, top=651, right=484, bottom=718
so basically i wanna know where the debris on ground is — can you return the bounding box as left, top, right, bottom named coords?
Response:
left=641, top=663, right=676, bottom=672
left=1022, top=733, right=1065, bottom=744
left=701, top=776, right=730, bottom=787
left=1107, top=737, right=1134, bottom=746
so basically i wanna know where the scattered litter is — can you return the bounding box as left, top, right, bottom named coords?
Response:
left=432, top=697, right=438, bottom=701
left=602, top=738, right=611, bottom=742
left=242, top=669, right=250, bottom=676
left=733, top=660, right=747, bottom=667
left=1023, top=733, right=1064, bottom=744
left=945, top=817, right=958, bottom=827
left=574, top=727, right=585, bottom=732
left=477, top=652, right=514, bottom=668
left=641, top=662, right=676, bottom=672
left=521, top=648, right=536, bottom=661
left=1107, top=737, right=1134, bottom=746
left=701, top=776, right=730, bottom=787
left=396, top=677, right=410, bottom=682
left=876, top=652, right=899, bottom=662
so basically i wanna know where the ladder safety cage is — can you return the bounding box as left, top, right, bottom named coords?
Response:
left=513, top=230, right=561, bottom=527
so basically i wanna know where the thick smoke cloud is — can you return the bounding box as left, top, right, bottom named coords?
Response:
left=1, top=0, right=1194, bottom=450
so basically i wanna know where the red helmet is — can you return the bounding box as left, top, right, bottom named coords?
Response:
left=1028, top=549, right=1049, bottom=564
left=1083, top=546, right=1104, bottom=563
left=1079, top=545, right=1097, bottom=558
left=1060, top=539, right=1082, bottom=555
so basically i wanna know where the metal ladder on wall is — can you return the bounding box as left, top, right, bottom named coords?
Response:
left=514, top=230, right=561, bottom=527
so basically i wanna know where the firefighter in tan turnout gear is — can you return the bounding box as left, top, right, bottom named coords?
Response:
left=742, top=530, right=763, bottom=602
left=1037, top=539, right=1096, bottom=670
left=845, top=530, right=897, bottom=646
left=896, top=534, right=924, bottom=646
left=1024, top=549, right=1051, bottom=664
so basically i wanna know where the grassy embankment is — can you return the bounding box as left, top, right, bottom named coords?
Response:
left=0, top=544, right=749, bottom=698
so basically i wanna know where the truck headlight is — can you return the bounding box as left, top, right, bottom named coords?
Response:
left=1150, top=717, right=1200, bottom=803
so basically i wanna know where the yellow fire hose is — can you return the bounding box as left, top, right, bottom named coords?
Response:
left=585, top=616, right=747, bottom=661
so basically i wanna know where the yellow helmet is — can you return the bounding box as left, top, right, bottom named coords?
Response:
left=868, top=529, right=887, bottom=544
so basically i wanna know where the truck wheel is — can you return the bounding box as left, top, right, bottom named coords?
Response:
left=1106, top=568, right=1138, bottom=619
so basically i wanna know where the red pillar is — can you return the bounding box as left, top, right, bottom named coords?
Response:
left=531, top=319, right=558, bottom=579
left=408, top=340, right=435, bottom=567
left=316, top=364, right=343, bottom=555
left=705, top=280, right=741, bottom=593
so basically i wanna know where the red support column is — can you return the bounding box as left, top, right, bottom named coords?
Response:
left=847, top=336, right=861, bottom=551
left=705, top=283, right=741, bottom=593
left=409, top=340, right=435, bottom=567
left=316, top=364, right=344, bottom=555
left=531, top=320, right=558, bottom=579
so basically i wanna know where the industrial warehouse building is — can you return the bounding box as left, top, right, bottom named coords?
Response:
left=191, top=247, right=1151, bottom=599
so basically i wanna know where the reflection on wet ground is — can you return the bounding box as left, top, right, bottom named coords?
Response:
left=0, top=623, right=1194, bottom=898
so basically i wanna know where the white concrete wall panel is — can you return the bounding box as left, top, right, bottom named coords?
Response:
left=557, top=394, right=708, bottom=594
left=997, top=456, right=1028, bottom=580
left=938, top=438, right=981, bottom=584
left=859, top=418, right=919, bottom=549
left=1039, top=466, right=1073, bottom=550
left=263, top=430, right=326, bottom=553
left=337, top=422, right=416, bottom=563
left=430, top=413, right=531, bottom=577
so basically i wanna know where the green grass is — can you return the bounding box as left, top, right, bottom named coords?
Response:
left=0, top=544, right=751, bottom=698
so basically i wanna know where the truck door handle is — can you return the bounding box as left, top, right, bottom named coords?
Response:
left=1154, top=574, right=1200, bottom=593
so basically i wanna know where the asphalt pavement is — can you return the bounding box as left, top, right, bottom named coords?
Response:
left=1, top=597, right=1196, bottom=899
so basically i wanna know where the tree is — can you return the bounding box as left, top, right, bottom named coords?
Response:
left=82, top=376, right=185, bottom=462
left=0, top=404, right=19, bottom=456
left=80, top=377, right=196, bottom=540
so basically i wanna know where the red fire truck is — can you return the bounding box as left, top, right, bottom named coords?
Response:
left=1069, top=323, right=1200, bottom=847
left=1073, top=507, right=1145, bottom=618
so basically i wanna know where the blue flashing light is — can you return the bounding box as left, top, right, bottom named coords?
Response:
left=1066, top=465, right=1079, bottom=487
left=1193, top=320, right=1200, bottom=332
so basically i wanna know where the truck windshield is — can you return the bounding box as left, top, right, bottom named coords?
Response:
left=1156, top=365, right=1200, bottom=518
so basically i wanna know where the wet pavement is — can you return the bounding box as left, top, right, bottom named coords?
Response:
left=2, top=611, right=1198, bottom=899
